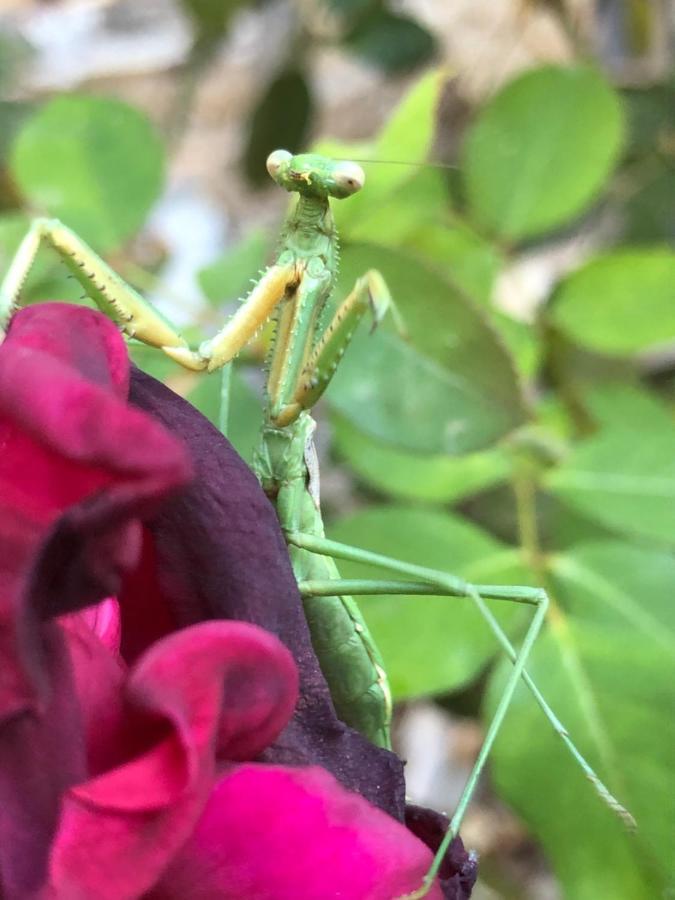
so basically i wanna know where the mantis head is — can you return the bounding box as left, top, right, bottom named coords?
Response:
left=266, top=150, right=365, bottom=200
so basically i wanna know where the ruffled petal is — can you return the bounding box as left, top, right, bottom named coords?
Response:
left=0, top=304, right=191, bottom=895
left=153, top=765, right=444, bottom=900
left=50, top=621, right=298, bottom=899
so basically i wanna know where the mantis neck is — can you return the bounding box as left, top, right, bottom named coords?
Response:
left=264, top=193, right=339, bottom=428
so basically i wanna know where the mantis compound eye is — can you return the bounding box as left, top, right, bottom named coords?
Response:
left=266, top=149, right=292, bottom=180
left=332, top=162, right=365, bottom=196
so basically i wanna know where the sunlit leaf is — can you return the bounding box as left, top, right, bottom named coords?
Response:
left=328, top=243, right=527, bottom=454
left=322, top=70, right=444, bottom=235
left=464, top=66, right=624, bottom=240
left=327, top=506, right=528, bottom=698
left=552, top=248, right=675, bottom=355
left=10, top=95, right=165, bottom=249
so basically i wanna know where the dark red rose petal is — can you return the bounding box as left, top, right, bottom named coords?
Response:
left=128, top=368, right=407, bottom=819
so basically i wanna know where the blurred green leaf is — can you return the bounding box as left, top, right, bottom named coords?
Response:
left=179, top=0, right=249, bottom=51
left=322, top=69, right=443, bottom=235
left=128, top=343, right=184, bottom=385
left=489, top=628, right=670, bottom=898
left=489, top=542, right=674, bottom=898
left=552, top=248, right=675, bottom=354
left=345, top=10, right=436, bottom=74
left=328, top=243, right=527, bottom=454
left=327, top=505, right=528, bottom=698
left=619, top=162, right=675, bottom=243
left=584, top=382, right=674, bottom=430
left=0, top=31, right=32, bottom=92
left=464, top=66, right=624, bottom=241
left=342, top=167, right=449, bottom=248
left=546, top=421, right=675, bottom=545
left=186, top=366, right=263, bottom=464
left=407, top=221, right=501, bottom=305
left=325, top=0, right=374, bottom=16
left=623, top=81, right=675, bottom=157
left=332, top=412, right=510, bottom=503
left=10, top=95, right=165, bottom=250
left=551, top=542, right=675, bottom=640
left=243, top=68, right=313, bottom=187
left=0, top=101, right=31, bottom=168
left=198, top=230, right=268, bottom=306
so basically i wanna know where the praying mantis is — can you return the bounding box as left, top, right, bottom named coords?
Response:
left=0, top=149, right=634, bottom=897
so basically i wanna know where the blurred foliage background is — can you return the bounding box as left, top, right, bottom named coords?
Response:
left=0, top=1, right=673, bottom=898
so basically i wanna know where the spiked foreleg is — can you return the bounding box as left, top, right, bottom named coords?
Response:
left=166, top=262, right=299, bottom=372
left=0, top=218, right=188, bottom=353
left=291, top=269, right=399, bottom=414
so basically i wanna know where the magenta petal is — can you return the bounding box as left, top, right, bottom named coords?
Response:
left=49, top=622, right=298, bottom=899
left=0, top=305, right=191, bottom=896
left=153, top=764, right=444, bottom=900
left=0, top=624, right=84, bottom=898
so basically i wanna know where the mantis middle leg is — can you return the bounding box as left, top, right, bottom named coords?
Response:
left=289, top=531, right=634, bottom=896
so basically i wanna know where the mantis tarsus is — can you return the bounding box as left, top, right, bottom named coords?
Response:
left=0, top=148, right=634, bottom=897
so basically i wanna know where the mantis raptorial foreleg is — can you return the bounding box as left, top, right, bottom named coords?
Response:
left=289, top=530, right=635, bottom=894
left=0, top=218, right=188, bottom=351
left=165, top=262, right=299, bottom=372
left=292, top=269, right=401, bottom=414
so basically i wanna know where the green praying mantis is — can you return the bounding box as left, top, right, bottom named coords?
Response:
left=0, top=149, right=635, bottom=898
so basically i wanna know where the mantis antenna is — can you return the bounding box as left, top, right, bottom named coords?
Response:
left=337, top=157, right=460, bottom=170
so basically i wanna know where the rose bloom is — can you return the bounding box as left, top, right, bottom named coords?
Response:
left=0, top=304, right=477, bottom=900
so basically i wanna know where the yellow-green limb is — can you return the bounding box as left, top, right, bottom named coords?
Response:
left=0, top=218, right=188, bottom=352
left=166, top=262, right=299, bottom=372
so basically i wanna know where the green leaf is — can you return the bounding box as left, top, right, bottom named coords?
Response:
left=489, top=629, right=670, bottom=898
left=342, top=168, right=450, bottom=248
left=464, top=66, right=624, bottom=240
left=332, top=412, right=510, bottom=503
left=243, top=68, right=313, bottom=187
left=619, top=162, right=675, bottom=244
left=488, top=542, right=675, bottom=897
left=328, top=243, right=527, bottom=454
left=327, top=506, right=528, bottom=698
left=322, top=70, right=443, bottom=236
left=10, top=95, right=164, bottom=250
left=345, top=10, right=437, bottom=74
left=584, top=382, right=674, bottom=431
left=407, top=221, right=502, bottom=306
left=185, top=366, right=262, bottom=464
left=552, top=248, right=675, bottom=355
left=546, top=421, right=675, bottom=546
left=198, top=230, right=268, bottom=306
left=551, top=542, right=675, bottom=643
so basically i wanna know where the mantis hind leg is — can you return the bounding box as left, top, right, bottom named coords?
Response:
left=0, top=218, right=189, bottom=355
left=289, top=532, right=634, bottom=897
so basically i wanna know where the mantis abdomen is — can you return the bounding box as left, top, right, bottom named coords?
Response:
left=255, top=413, right=393, bottom=749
